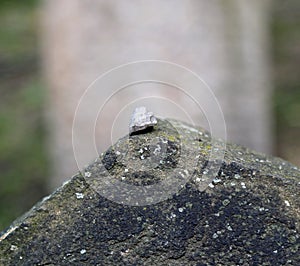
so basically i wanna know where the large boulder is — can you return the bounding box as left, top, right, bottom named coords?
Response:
left=0, top=119, right=299, bottom=265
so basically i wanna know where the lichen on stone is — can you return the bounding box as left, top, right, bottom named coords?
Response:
left=0, top=118, right=299, bottom=265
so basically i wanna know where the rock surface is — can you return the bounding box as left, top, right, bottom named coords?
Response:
left=0, top=119, right=299, bottom=265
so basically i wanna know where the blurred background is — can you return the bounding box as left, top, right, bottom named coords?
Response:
left=0, top=0, right=299, bottom=231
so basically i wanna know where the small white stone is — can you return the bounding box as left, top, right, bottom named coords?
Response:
left=241, top=182, right=246, bottom=189
left=154, top=146, right=161, bottom=155
left=124, top=168, right=129, bottom=173
left=75, top=193, right=84, bottom=199
left=10, top=245, right=18, bottom=251
left=129, top=106, right=157, bottom=135
left=222, top=199, right=230, bottom=206
left=226, top=225, right=233, bottom=231
left=121, top=176, right=126, bottom=180
left=213, top=178, right=222, bottom=184
left=84, top=172, right=91, bottom=178
left=178, top=207, right=184, bottom=213
left=284, top=200, right=291, bottom=207
left=116, top=151, right=121, bottom=155
left=208, top=183, right=214, bottom=188
left=80, top=249, right=86, bottom=255
left=212, top=233, right=218, bottom=239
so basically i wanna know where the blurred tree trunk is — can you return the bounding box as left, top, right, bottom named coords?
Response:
left=41, top=0, right=272, bottom=189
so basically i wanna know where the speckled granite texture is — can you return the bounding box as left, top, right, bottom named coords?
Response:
left=0, top=119, right=299, bottom=265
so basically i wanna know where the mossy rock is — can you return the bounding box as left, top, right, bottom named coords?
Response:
left=0, top=119, right=299, bottom=265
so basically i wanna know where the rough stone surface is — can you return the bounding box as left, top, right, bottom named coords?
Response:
left=0, top=119, right=299, bottom=265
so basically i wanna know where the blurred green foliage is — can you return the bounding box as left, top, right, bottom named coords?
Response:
left=0, top=2, right=48, bottom=231
left=0, top=4, right=38, bottom=59
left=0, top=0, right=37, bottom=10
left=272, top=0, right=300, bottom=164
left=275, top=89, right=300, bottom=128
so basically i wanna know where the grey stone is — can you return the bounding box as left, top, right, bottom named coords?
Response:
left=129, top=106, right=157, bottom=135
left=0, top=119, right=299, bottom=265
